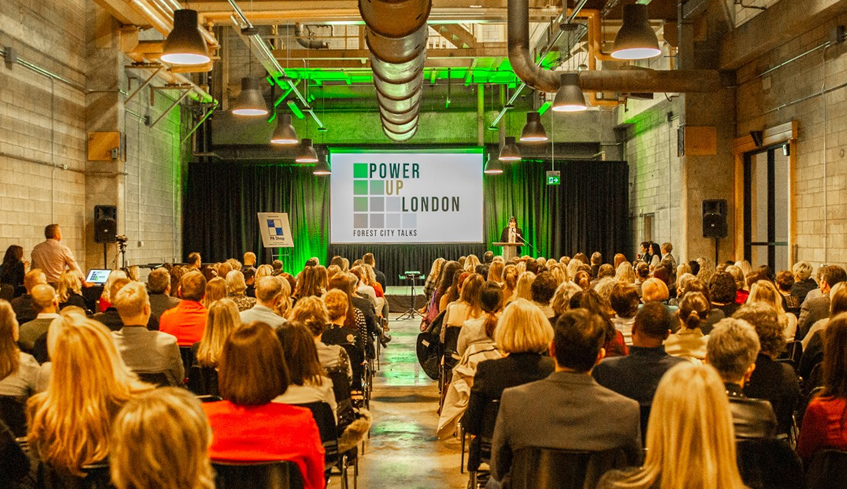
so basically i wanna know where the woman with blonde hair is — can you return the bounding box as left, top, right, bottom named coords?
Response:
left=225, top=270, right=256, bottom=312
left=501, top=265, right=519, bottom=303
left=27, top=315, right=152, bottom=475
left=98, top=269, right=128, bottom=312
left=550, top=281, right=582, bottom=320
left=202, top=277, right=227, bottom=308
left=273, top=276, right=294, bottom=319
left=748, top=280, right=797, bottom=340
left=464, top=254, right=481, bottom=273
left=696, top=257, right=716, bottom=285
left=57, top=270, right=87, bottom=311
left=566, top=258, right=582, bottom=283
left=293, top=266, right=322, bottom=302
left=549, top=264, right=568, bottom=285
left=598, top=363, right=746, bottom=489
left=111, top=387, right=214, bottom=489
left=255, top=264, right=274, bottom=281
left=488, top=261, right=505, bottom=284
left=194, top=298, right=240, bottom=368
left=423, top=258, right=446, bottom=306
left=442, top=274, right=485, bottom=342
left=0, top=300, right=41, bottom=402
left=290, top=296, right=351, bottom=380
left=613, top=253, right=628, bottom=270
left=512, top=271, right=536, bottom=302
left=641, top=278, right=671, bottom=304
left=615, top=262, right=636, bottom=286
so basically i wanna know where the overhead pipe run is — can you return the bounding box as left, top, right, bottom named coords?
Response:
left=294, top=24, right=330, bottom=49
left=507, top=0, right=726, bottom=94
left=359, top=0, right=432, bottom=142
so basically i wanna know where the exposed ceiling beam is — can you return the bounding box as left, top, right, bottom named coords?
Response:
left=272, top=43, right=506, bottom=61
left=437, top=24, right=478, bottom=49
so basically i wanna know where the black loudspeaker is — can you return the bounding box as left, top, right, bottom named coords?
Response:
left=94, top=205, right=117, bottom=243
left=702, top=199, right=728, bottom=239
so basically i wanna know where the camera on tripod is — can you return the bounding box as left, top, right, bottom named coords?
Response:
left=115, top=235, right=128, bottom=244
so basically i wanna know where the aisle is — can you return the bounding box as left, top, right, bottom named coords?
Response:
left=330, top=315, right=468, bottom=489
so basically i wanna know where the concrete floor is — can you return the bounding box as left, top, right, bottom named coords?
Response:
left=330, top=315, right=469, bottom=489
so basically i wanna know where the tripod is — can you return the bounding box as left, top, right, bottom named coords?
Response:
left=395, top=272, right=423, bottom=321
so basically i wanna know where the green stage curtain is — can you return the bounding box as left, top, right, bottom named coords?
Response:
left=184, top=159, right=629, bottom=284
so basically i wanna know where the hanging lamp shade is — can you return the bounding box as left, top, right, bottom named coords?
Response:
left=552, top=73, right=587, bottom=112
left=296, top=138, right=319, bottom=163
left=271, top=113, right=299, bottom=145
left=611, top=4, right=661, bottom=60
left=231, top=78, right=268, bottom=116
left=520, top=112, right=548, bottom=143
left=499, top=137, right=521, bottom=162
left=161, top=10, right=210, bottom=65
left=313, top=150, right=331, bottom=175
left=484, top=156, right=504, bottom=174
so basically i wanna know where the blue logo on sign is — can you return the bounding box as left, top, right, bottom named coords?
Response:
left=267, top=219, right=284, bottom=237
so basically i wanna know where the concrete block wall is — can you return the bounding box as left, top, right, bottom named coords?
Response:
left=736, top=9, right=847, bottom=269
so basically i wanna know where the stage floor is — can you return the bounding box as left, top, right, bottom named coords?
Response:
left=385, top=286, right=426, bottom=314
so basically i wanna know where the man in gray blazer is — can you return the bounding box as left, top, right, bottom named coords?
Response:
left=797, top=265, right=846, bottom=339
left=240, top=276, right=287, bottom=329
left=146, top=267, right=179, bottom=319
left=111, top=281, right=184, bottom=386
left=489, top=309, right=642, bottom=488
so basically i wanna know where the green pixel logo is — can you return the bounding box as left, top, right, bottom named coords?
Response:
left=352, top=162, right=416, bottom=233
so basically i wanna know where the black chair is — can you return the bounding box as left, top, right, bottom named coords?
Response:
left=0, top=395, right=27, bottom=438
left=292, top=401, right=357, bottom=489
left=509, top=447, right=627, bottom=489
left=338, top=343, right=367, bottom=408
left=188, top=364, right=220, bottom=396
left=136, top=372, right=171, bottom=388
left=179, top=346, right=195, bottom=376
left=196, top=395, right=223, bottom=403
left=213, top=461, right=304, bottom=489
left=805, top=449, right=847, bottom=489
left=327, top=369, right=355, bottom=432
left=37, top=461, right=113, bottom=489
left=736, top=438, right=803, bottom=489
left=467, top=399, right=500, bottom=489
left=778, top=340, right=803, bottom=371
left=439, top=326, right=462, bottom=395
left=0, top=419, right=30, bottom=486
left=638, top=404, right=652, bottom=448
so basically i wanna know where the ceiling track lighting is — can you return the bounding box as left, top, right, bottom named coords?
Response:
left=271, top=113, right=299, bottom=145
left=296, top=138, right=319, bottom=163
left=552, top=73, right=587, bottom=112
left=611, top=4, right=662, bottom=60
left=161, top=9, right=210, bottom=66
left=520, top=112, right=548, bottom=143
left=499, top=136, right=521, bottom=162
left=231, top=77, right=268, bottom=116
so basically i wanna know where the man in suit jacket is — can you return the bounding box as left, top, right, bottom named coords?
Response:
left=112, top=281, right=184, bottom=386
left=797, top=265, right=846, bottom=339
left=18, top=283, right=60, bottom=360
left=499, top=216, right=524, bottom=256
left=489, top=309, right=642, bottom=488
left=146, top=267, right=179, bottom=319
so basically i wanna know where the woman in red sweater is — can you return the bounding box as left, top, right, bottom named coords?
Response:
left=202, top=321, right=325, bottom=489
left=797, top=312, right=847, bottom=463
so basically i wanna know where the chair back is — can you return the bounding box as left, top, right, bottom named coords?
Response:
left=736, top=438, right=803, bottom=489
left=805, top=449, right=847, bottom=489
left=0, top=396, right=26, bottom=438
left=778, top=340, right=803, bottom=370
left=188, top=364, right=220, bottom=396
left=0, top=283, right=13, bottom=301
left=213, top=461, right=304, bottom=489
left=136, top=372, right=170, bottom=387
left=510, top=447, right=627, bottom=489
left=638, top=404, right=651, bottom=448
left=338, top=343, right=365, bottom=389
left=179, top=346, right=195, bottom=373
left=0, top=419, right=29, bottom=485
left=291, top=402, right=340, bottom=465
left=37, top=461, right=112, bottom=489
left=326, top=369, right=355, bottom=428
left=443, top=326, right=462, bottom=372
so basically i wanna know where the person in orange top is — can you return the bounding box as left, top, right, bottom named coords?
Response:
left=203, top=321, right=325, bottom=489
left=159, top=271, right=208, bottom=346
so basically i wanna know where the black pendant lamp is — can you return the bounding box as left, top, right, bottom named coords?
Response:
left=271, top=113, right=299, bottom=145
left=552, top=73, right=587, bottom=112
left=313, top=149, right=331, bottom=175
left=520, top=112, right=548, bottom=143
left=296, top=138, right=319, bottom=163
left=161, top=10, right=210, bottom=66
left=611, top=4, right=661, bottom=60
left=484, top=155, right=504, bottom=174
left=231, top=78, right=268, bottom=116
left=498, top=137, right=521, bottom=162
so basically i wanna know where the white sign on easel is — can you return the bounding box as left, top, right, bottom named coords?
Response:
left=257, top=212, right=294, bottom=248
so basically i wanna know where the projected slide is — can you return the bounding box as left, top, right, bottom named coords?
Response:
left=330, top=150, right=484, bottom=244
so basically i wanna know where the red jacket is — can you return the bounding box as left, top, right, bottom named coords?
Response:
left=203, top=401, right=326, bottom=489
left=159, top=300, right=207, bottom=346
left=797, top=396, right=847, bottom=463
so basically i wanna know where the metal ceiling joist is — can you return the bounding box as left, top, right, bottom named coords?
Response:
left=437, top=24, right=478, bottom=49
left=272, top=44, right=506, bottom=61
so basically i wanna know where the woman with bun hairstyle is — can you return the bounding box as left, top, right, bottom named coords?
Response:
left=664, top=292, right=710, bottom=360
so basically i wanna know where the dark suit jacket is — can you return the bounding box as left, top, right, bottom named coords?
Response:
left=92, top=308, right=159, bottom=332
left=744, top=354, right=800, bottom=436
left=791, top=279, right=818, bottom=306
left=798, top=294, right=829, bottom=340
left=149, top=293, right=180, bottom=319
left=726, top=383, right=778, bottom=440
left=374, top=269, right=388, bottom=291
left=500, top=226, right=524, bottom=256
left=462, top=353, right=555, bottom=435
left=592, top=346, right=687, bottom=406
left=490, top=371, right=642, bottom=485
left=10, top=294, right=37, bottom=324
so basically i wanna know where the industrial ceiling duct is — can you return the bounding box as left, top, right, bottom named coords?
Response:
left=359, top=0, right=432, bottom=142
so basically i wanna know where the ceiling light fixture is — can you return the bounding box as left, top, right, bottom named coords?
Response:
left=296, top=138, right=319, bottom=163
left=499, top=137, right=521, bottom=162
left=161, top=10, right=210, bottom=65
left=552, top=73, right=587, bottom=112
left=271, top=113, right=299, bottom=145
left=231, top=78, right=268, bottom=116
left=313, top=149, right=331, bottom=175
left=611, top=4, right=662, bottom=60
left=484, top=155, right=504, bottom=174
left=520, top=112, right=548, bottom=143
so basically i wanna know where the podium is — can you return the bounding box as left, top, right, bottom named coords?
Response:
left=494, top=242, right=521, bottom=261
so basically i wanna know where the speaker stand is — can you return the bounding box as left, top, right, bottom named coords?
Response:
left=103, top=243, right=108, bottom=269
left=714, top=237, right=719, bottom=267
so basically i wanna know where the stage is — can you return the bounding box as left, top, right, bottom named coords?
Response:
left=385, top=285, right=427, bottom=316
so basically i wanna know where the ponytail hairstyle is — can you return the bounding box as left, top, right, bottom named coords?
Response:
left=478, top=281, right=504, bottom=339
left=679, top=292, right=710, bottom=331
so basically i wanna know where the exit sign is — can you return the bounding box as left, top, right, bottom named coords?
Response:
left=546, top=170, right=561, bottom=186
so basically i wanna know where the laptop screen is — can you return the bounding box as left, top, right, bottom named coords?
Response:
left=85, top=269, right=112, bottom=285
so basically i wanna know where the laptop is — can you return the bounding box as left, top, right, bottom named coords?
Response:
left=85, top=269, right=112, bottom=285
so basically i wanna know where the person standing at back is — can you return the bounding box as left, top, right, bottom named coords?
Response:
left=30, top=224, right=81, bottom=287
left=160, top=271, right=208, bottom=346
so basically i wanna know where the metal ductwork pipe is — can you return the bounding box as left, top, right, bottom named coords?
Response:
left=359, top=0, right=432, bottom=141
left=507, top=0, right=725, bottom=94
left=293, top=24, right=330, bottom=49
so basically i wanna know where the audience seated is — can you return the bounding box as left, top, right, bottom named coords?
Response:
left=328, top=273, right=379, bottom=351
left=146, top=267, right=180, bottom=319
left=665, top=292, right=710, bottom=360
left=18, top=283, right=60, bottom=358
left=798, top=265, right=846, bottom=340
left=593, top=303, right=687, bottom=407
left=203, top=277, right=227, bottom=307
left=799, top=285, right=847, bottom=381
left=111, top=282, right=184, bottom=386
left=710, top=271, right=740, bottom=318
left=194, top=298, right=240, bottom=368
left=790, top=261, right=817, bottom=306
left=549, top=281, right=581, bottom=324
left=202, top=321, right=325, bottom=489
left=11, top=269, right=47, bottom=324
left=597, top=363, right=748, bottom=489
left=609, top=284, right=640, bottom=346
left=274, top=322, right=337, bottom=418
left=797, top=312, right=847, bottom=463
left=457, top=281, right=503, bottom=355
left=530, top=272, right=558, bottom=319
left=160, top=271, right=208, bottom=346
left=569, top=290, right=627, bottom=357
left=0, top=299, right=42, bottom=398
left=1, top=245, right=27, bottom=296
left=706, top=318, right=777, bottom=439
left=289, top=296, right=352, bottom=381
left=322, top=289, right=365, bottom=386
left=56, top=270, right=88, bottom=312
left=488, top=309, right=642, bottom=488
left=240, top=276, right=287, bottom=329
left=748, top=280, right=797, bottom=340
left=226, top=270, right=256, bottom=312
left=111, top=387, right=214, bottom=489
left=27, top=312, right=153, bottom=475
left=511, top=271, right=536, bottom=301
